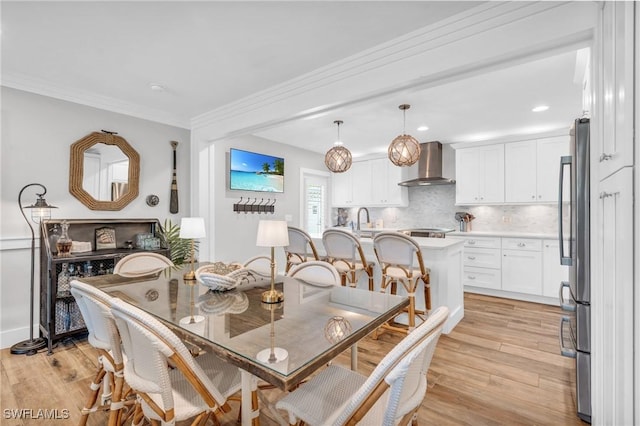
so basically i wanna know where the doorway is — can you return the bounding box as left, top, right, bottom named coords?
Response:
left=300, top=169, right=330, bottom=235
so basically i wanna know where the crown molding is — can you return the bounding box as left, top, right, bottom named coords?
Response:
left=1, top=73, right=191, bottom=129
left=191, top=1, right=571, bottom=131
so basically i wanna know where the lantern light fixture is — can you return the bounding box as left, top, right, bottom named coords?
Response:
left=324, top=120, right=352, bottom=173
left=388, top=104, right=421, bottom=167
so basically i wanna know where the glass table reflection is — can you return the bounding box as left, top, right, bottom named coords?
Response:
left=78, top=263, right=409, bottom=425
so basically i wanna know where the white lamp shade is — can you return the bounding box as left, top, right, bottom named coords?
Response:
left=256, top=220, right=289, bottom=247
left=179, top=217, right=206, bottom=239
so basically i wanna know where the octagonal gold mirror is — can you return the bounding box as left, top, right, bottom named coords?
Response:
left=69, top=131, right=140, bottom=210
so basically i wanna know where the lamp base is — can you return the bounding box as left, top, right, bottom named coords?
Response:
left=261, top=289, right=284, bottom=304
left=183, top=270, right=196, bottom=281
left=10, top=337, right=47, bottom=356
left=257, top=347, right=288, bottom=364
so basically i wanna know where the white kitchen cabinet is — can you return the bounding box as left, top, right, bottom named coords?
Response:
left=504, top=137, right=569, bottom=203
left=455, top=144, right=504, bottom=204
left=542, top=239, right=568, bottom=298
left=331, top=167, right=354, bottom=206
left=598, top=1, right=634, bottom=180
left=331, top=158, right=407, bottom=207
left=462, top=237, right=501, bottom=290
left=369, top=158, right=408, bottom=206
left=593, top=167, right=634, bottom=425
left=501, top=238, right=542, bottom=295
left=504, top=141, right=537, bottom=203
left=350, top=161, right=372, bottom=206
left=536, top=136, right=570, bottom=201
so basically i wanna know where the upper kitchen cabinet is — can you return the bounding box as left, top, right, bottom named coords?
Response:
left=455, top=144, right=504, bottom=205
left=504, top=136, right=569, bottom=203
left=598, top=1, right=634, bottom=179
left=369, top=158, right=408, bottom=206
left=331, top=158, right=407, bottom=207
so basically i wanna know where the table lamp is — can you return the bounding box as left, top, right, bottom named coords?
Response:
left=256, top=220, right=289, bottom=303
left=179, top=217, right=206, bottom=281
left=11, top=183, right=57, bottom=355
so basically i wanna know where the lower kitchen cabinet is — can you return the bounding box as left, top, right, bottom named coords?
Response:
left=462, top=235, right=564, bottom=304
left=501, top=239, right=542, bottom=295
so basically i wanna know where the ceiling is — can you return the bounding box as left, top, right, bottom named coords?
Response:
left=2, top=1, right=585, bottom=157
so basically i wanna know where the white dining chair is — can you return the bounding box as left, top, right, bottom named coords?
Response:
left=113, top=252, right=174, bottom=277
left=276, top=306, right=449, bottom=426
left=110, top=297, right=242, bottom=425
left=322, top=228, right=375, bottom=291
left=70, top=280, right=135, bottom=426
left=284, top=226, right=322, bottom=272
left=373, top=231, right=431, bottom=335
left=287, top=260, right=341, bottom=287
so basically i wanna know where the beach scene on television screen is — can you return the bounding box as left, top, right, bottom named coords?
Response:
left=230, top=149, right=284, bottom=192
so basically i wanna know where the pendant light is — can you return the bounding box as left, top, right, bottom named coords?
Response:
left=324, top=120, right=352, bottom=173
left=388, top=104, right=421, bottom=167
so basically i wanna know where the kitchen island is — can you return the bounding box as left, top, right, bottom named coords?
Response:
left=311, top=233, right=463, bottom=334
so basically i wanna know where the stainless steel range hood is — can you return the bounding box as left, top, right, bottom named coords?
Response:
left=398, top=141, right=456, bottom=186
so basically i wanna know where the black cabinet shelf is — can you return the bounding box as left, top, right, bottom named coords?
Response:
left=39, top=218, right=169, bottom=353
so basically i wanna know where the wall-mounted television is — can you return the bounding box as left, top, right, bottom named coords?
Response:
left=229, top=148, right=284, bottom=193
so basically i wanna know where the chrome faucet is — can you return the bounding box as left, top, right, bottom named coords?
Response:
left=356, top=207, right=370, bottom=231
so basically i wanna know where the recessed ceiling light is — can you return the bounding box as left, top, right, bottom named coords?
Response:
left=417, top=125, right=429, bottom=131
left=532, top=105, right=549, bottom=112
left=150, top=84, right=165, bottom=92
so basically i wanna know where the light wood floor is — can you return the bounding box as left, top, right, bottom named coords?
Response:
left=0, top=293, right=586, bottom=425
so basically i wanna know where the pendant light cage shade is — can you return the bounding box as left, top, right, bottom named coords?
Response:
left=388, top=134, right=421, bottom=166
left=325, top=146, right=352, bottom=173
left=388, top=104, right=421, bottom=167
left=325, top=120, right=352, bottom=173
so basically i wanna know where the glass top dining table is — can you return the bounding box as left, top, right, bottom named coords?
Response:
left=81, top=263, right=408, bottom=387
left=79, top=263, right=408, bottom=424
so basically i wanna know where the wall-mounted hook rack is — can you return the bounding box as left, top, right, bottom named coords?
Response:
left=233, top=197, right=276, bottom=214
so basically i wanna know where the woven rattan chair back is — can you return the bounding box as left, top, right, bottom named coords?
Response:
left=285, top=226, right=321, bottom=272
left=373, top=231, right=431, bottom=335
left=322, top=228, right=374, bottom=290
left=276, top=306, right=449, bottom=426
left=110, top=298, right=241, bottom=425
left=287, top=260, right=341, bottom=287
left=70, top=280, right=133, bottom=426
left=113, top=252, right=173, bottom=277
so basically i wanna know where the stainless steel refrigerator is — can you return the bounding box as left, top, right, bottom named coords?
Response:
left=558, top=117, right=590, bottom=423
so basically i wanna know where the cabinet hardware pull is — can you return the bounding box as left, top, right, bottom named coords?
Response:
left=468, top=240, right=476, bottom=244
left=467, top=256, right=476, bottom=260
left=531, top=195, right=535, bottom=199
left=599, top=153, right=613, bottom=162
left=599, top=191, right=619, bottom=199
left=468, top=276, right=476, bottom=280
left=517, top=243, right=525, bottom=247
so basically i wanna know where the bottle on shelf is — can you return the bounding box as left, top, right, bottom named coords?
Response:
left=56, top=220, right=72, bottom=257
left=57, top=263, right=70, bottom=295
left=48, top=224, right=60, bottom=255
left=85, top=261, right=93, bottom=277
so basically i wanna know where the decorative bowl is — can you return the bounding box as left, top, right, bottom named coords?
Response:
left=195, top=262, right=249, bottom=291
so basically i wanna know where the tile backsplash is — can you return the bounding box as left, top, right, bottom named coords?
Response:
left=333, top=185, right=567, bottom=234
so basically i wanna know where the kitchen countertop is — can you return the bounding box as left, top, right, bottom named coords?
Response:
left=448, top=231, right=560, bottom=240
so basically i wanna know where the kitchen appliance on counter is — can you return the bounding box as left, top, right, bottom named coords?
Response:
left=455, top=212, right=475, bottom=232
left=559, top=117, right=590, bottom=423
left=399, top=228, right=454, bottom=238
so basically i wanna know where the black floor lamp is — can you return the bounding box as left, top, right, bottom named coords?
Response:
left=11, top=183, right=57, bottom=355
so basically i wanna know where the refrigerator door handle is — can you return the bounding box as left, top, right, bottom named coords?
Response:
left=559, top=316, right=577, bottom=358
left=559, top=155, right=572, bottom=265
left=559, top=281, right=576, bottom=311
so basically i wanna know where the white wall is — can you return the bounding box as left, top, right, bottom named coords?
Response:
left=204, top=135, right=325, bottom=270
left=0, top=87, right=191, bottom=348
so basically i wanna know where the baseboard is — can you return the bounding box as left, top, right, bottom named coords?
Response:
left=0, top=325, right=34, bottom=350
